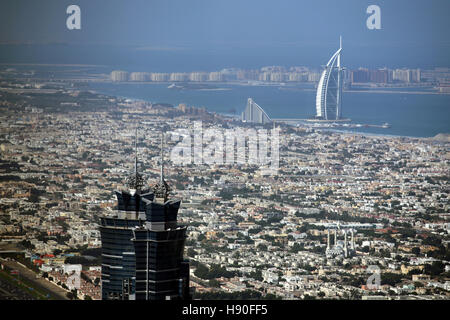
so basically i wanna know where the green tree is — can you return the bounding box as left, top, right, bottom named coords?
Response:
left=257, top=244, right=267, bottom=251
left=209, top=279, right=221, bottom=288
left=424, top=261, right=444, bottom=276
left=187, top=248, right=197, bottom=257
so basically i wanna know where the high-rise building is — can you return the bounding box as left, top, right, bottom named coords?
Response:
left=315, top=37, right=344, bottom=120
left=369, top=69, right=389, bottom=84
left=111, top=70, right=129, bottom=82
left=392, top=68, right=420, bottom=83
left=99, top=131, right=190, bottom=300
left=129, top=72, right=148, bottom=82
left=208, top=72, right=224, bottom=82
left=169, top=73, right=188, bottom=82
left=99, top=132, right=147, bottom=300
left=131, top=135, right=189, bottom=300
left=189, top=72, right=208, bottom=82
left=237, top=70, right=259, bottom=81
left=308, top=72, right=321, bottom=82
left=351, top=68, right=370, bottom=83
left=241, top=98, right=271, bottom=124
left=288, top=72, right=308, bottom=82
left=269, top=72, right=285, bottom=82
left=410, top=69, right=421, bottom=83
left=150, top=73, right=170, bottom=82
left=258, top=72, right=271, bottom=82
left=351, top=68, right=389, bottom=84
left=177, top=103, right=187, bottom=113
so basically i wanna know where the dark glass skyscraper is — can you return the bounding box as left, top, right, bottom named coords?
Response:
left=99, top=190, right=151, bottom=300
left=100, top=132, right=190, bottom=300
left=131, top=196, right=190, bottom=300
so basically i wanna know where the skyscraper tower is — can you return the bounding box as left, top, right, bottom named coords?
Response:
left=316, top=36, right=344, bottom=120
left=99, top=130, right=190, bottom=300
left=99, top=128, right=151, bottom=300
left=131, top=133, right=190, bottom=300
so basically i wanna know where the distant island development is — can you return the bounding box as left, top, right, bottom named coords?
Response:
left=1, top=63, right=447, bottom=137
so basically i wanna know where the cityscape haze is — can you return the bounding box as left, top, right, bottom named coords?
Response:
left=0, top=0, right=449, bottom=309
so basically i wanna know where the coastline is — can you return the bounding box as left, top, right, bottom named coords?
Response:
left=318, top=128, right=449, bottom=141
left=94, top=88, right=449, bottom=141
left=95, top=80, right=450, bottom=97
left=345, top=89, right=448, bottom=95
left=88, top=82, right=450, bottom=140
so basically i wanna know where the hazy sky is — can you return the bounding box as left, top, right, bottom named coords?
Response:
left=0, top=0, right=449, bottom=69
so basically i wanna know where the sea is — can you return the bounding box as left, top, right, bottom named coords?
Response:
left=88, top=82, right=450, bottom=138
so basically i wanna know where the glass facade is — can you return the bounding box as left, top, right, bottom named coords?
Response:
left=132, top=227, right=189, bottom=300
left=100, top=189, right=190, bottom=300
left=100, top=190, right=153, bottom=300
left=100, top=220, right=139, bottom=300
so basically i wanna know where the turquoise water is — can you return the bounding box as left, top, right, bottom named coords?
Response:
left=89, top=82, right=450, bottom=138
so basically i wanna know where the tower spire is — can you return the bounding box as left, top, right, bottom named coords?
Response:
left=135, top=126, right=138, bottom=176
left=160, top=132, right=164, bottom=183
left=337, top=35, right=342, bottom=68
left=126, top=126, right=145, bottom=193
left=153, top=131, right=170, bottom=202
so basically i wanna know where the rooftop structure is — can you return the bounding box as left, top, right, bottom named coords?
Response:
left=99, top=129, right=190, bottom=300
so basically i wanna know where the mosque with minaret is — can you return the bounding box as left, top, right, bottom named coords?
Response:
left=325, top=224, right=356, bottom=259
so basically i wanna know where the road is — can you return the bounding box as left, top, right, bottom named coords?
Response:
left=1, top=259, right=69, bottom=300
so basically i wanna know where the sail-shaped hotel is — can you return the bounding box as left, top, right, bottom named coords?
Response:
left=315, top=37, right=344, bottom=120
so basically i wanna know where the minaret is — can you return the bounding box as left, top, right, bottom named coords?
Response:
left=351, top=229, right=355, bottom=250
left=344, top=230, right=348, bottom=258
left=327, top=229, right=330, bottom=250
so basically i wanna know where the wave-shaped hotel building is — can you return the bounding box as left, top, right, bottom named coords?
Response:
left=315, top=37, right=344, bottom=120
left=241, top=98, right=272, bottom=124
